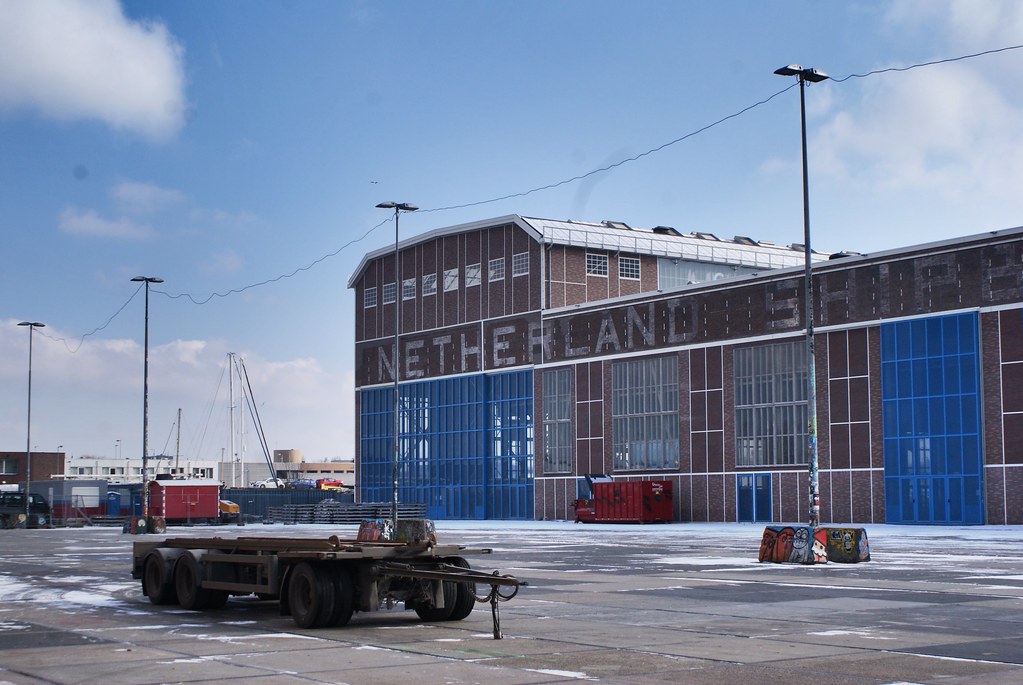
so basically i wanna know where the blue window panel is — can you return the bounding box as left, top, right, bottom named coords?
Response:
left=911, top=319, right=927, bottom=358
left=930, top=437, right=946, bottom=474
left=894, top=322, right=910, bottom=359
left=948, top=477, right=963, bottom=520
left=880, top=312, right=983, bottom=524
left=897, top=361, right=913, bottom=396
left=960, top=356, right=977, bottom=394
left=883, top=439, right=900, bottom=476
left=926, top=318, right=944, bottom=357
left=928, top=397, right=945, bottom=434
left=897, top=399, right=914, bottom=435
left=943, top=359, right=961, bottom=395
left=358, top=369, right=534, bottom=520
left=943, top=316, right=959, bottom=355
left=912, top=360, right=928, bottom=397
left=932, top=479, right=948, bottom=523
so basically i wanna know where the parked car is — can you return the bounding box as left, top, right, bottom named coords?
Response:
left=0, top=492, right=50, bottom=528
left=249, top=478, right=284, bottom=488
left=316, top=478, right=348, bottom=490
left=289, top=478, right=317, bottom=489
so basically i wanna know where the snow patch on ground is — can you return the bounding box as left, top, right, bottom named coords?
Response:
left=526, top=668, right=596, bottom=680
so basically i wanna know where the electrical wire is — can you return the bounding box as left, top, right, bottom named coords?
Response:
left=831, top=43, right=1023, bottom=82
left=155, top=216, right=392, bottom=304
left=42, top=43, right=1023, bottom=331
left=419, top=83, right=799, bottom=213
left=158, top=43, right=1023, bottom=305
left=38, top=284, right=144, bottom=354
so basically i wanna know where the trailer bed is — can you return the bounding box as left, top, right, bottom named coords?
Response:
left=131, top=528, right=524, bottom=638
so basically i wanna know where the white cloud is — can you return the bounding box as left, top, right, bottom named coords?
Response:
left=200, top=248, right=246, bottom=275
left=886, top=0, right=1023, bottom=46
left=58, top=207, right=154, bottom=239
left=111, top=181, right=185, bottom=216
left=0, top=321, right=351, bottom=462
left=0, top=0, right=187, bottom=141
left=814, top=65, right=1023, bottom=197
left=189, top=207, right=260, bottom=229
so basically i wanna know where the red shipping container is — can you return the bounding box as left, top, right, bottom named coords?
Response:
left=593, top=480, right=672, bottom=523
left=148, top=479, right=221, bottom=522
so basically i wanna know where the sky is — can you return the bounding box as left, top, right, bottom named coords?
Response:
left=2, top=0, right=1022, bottom=469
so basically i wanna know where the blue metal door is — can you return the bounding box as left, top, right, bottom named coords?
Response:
left=737, top=473, right=771, bottom=522
left=881, top=314, right=984, bottom=525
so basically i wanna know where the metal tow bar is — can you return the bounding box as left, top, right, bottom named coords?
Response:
left=375, top=563, right=526, bottom=639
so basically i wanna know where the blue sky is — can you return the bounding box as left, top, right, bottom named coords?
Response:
left=2, top=0, right=1022, bottom=466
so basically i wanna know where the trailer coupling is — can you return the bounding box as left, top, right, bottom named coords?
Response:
left=375, top=562, right=526, bottom=639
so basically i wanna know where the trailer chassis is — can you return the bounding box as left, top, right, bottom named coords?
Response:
left=132, top=533, right=524, bottom=639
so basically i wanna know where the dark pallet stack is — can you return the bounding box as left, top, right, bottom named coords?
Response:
left=265, top=500, right=428, bottom=524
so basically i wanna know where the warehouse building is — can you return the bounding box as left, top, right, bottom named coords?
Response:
left=348, top=215, right=1023, bottom=525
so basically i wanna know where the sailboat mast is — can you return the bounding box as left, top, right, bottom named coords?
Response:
left=229, top=352, right=236, bottom=488
left=175, top=407, right=181, bottom=473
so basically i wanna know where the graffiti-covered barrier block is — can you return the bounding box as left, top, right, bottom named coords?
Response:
left=824, top=527, right=871, bottom=563
left=758, top=526, right=827, bottom=564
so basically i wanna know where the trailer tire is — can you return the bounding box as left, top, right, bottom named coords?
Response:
left=288, top=562, right=333, bottom=628
left=205, top=589, right=230, bottom=609
left=143, top=553, right=178, bottom=605
left=413, top=576, right=456, bottom=622
left=445, top=557, right=476, bottom=621
left=325, top=564, right=355, bottom=627
left=175, top=552, right=217, bottom=611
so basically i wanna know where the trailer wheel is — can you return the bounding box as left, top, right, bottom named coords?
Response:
left=325, top=565, right=355, bottom=627
left=143, top=553, right=178, bottom=605
left=288, top=562, right=334, bottom=628
left=413, top=576, right=456, bottom=622
left=175, top=552, right=218, bottom=611
left=445, top=557, right=476, bottom=621
left=205, top=589, right=230, bottom=609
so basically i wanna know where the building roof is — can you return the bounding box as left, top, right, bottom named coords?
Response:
left=347, top=214, right=822, bottom=288
left=520, top=217, right=821, bottom=270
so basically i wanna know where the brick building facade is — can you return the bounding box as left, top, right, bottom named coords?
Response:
left=349, top=215, right=1023, bottom=524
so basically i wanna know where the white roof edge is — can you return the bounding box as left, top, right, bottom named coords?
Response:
left=346, top=215, right=538, bottom=289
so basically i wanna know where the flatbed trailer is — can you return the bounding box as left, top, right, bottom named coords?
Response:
left=131, top=530, right=524, bottom=638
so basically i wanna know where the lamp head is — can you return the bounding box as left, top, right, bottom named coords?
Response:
left=775, top=64, right=829, bottom=82
left=377, top=201, right=418, bottom=212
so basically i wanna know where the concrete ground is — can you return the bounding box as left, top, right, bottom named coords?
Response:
left=0, top=521, right=1021, bottom=684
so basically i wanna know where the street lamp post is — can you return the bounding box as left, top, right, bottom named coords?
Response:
left=17, top=322, right=44, bottom=526
left=775, top=64, right=829, bottom=529
left=376, top=201, right=418, bottom=536
left=132, top=276, right=163, bottom=523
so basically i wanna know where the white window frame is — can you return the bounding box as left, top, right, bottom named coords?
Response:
left=364, top=286, right=377, bottom=308
left=734, top=340, right=808, bottom=467
left=586, top=252, right=609, bottom=277
left=512, top=252, right=529, bottom=277
left=422, top=273, right=437, bottom=296
left=542, top=368, right=573, bottom=473
left=402, top=277, right=416, bottom=300
left=382, top=282, right=396, bottom=304
left=443, top=267, right=459, bottom=292
left=466, top=263, right=481, bottom=288
left=619, top=256, right=641, bottom=280
left=489, top=257, right=505, bottom=282
left=611, top=356, right=679, bottom=471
